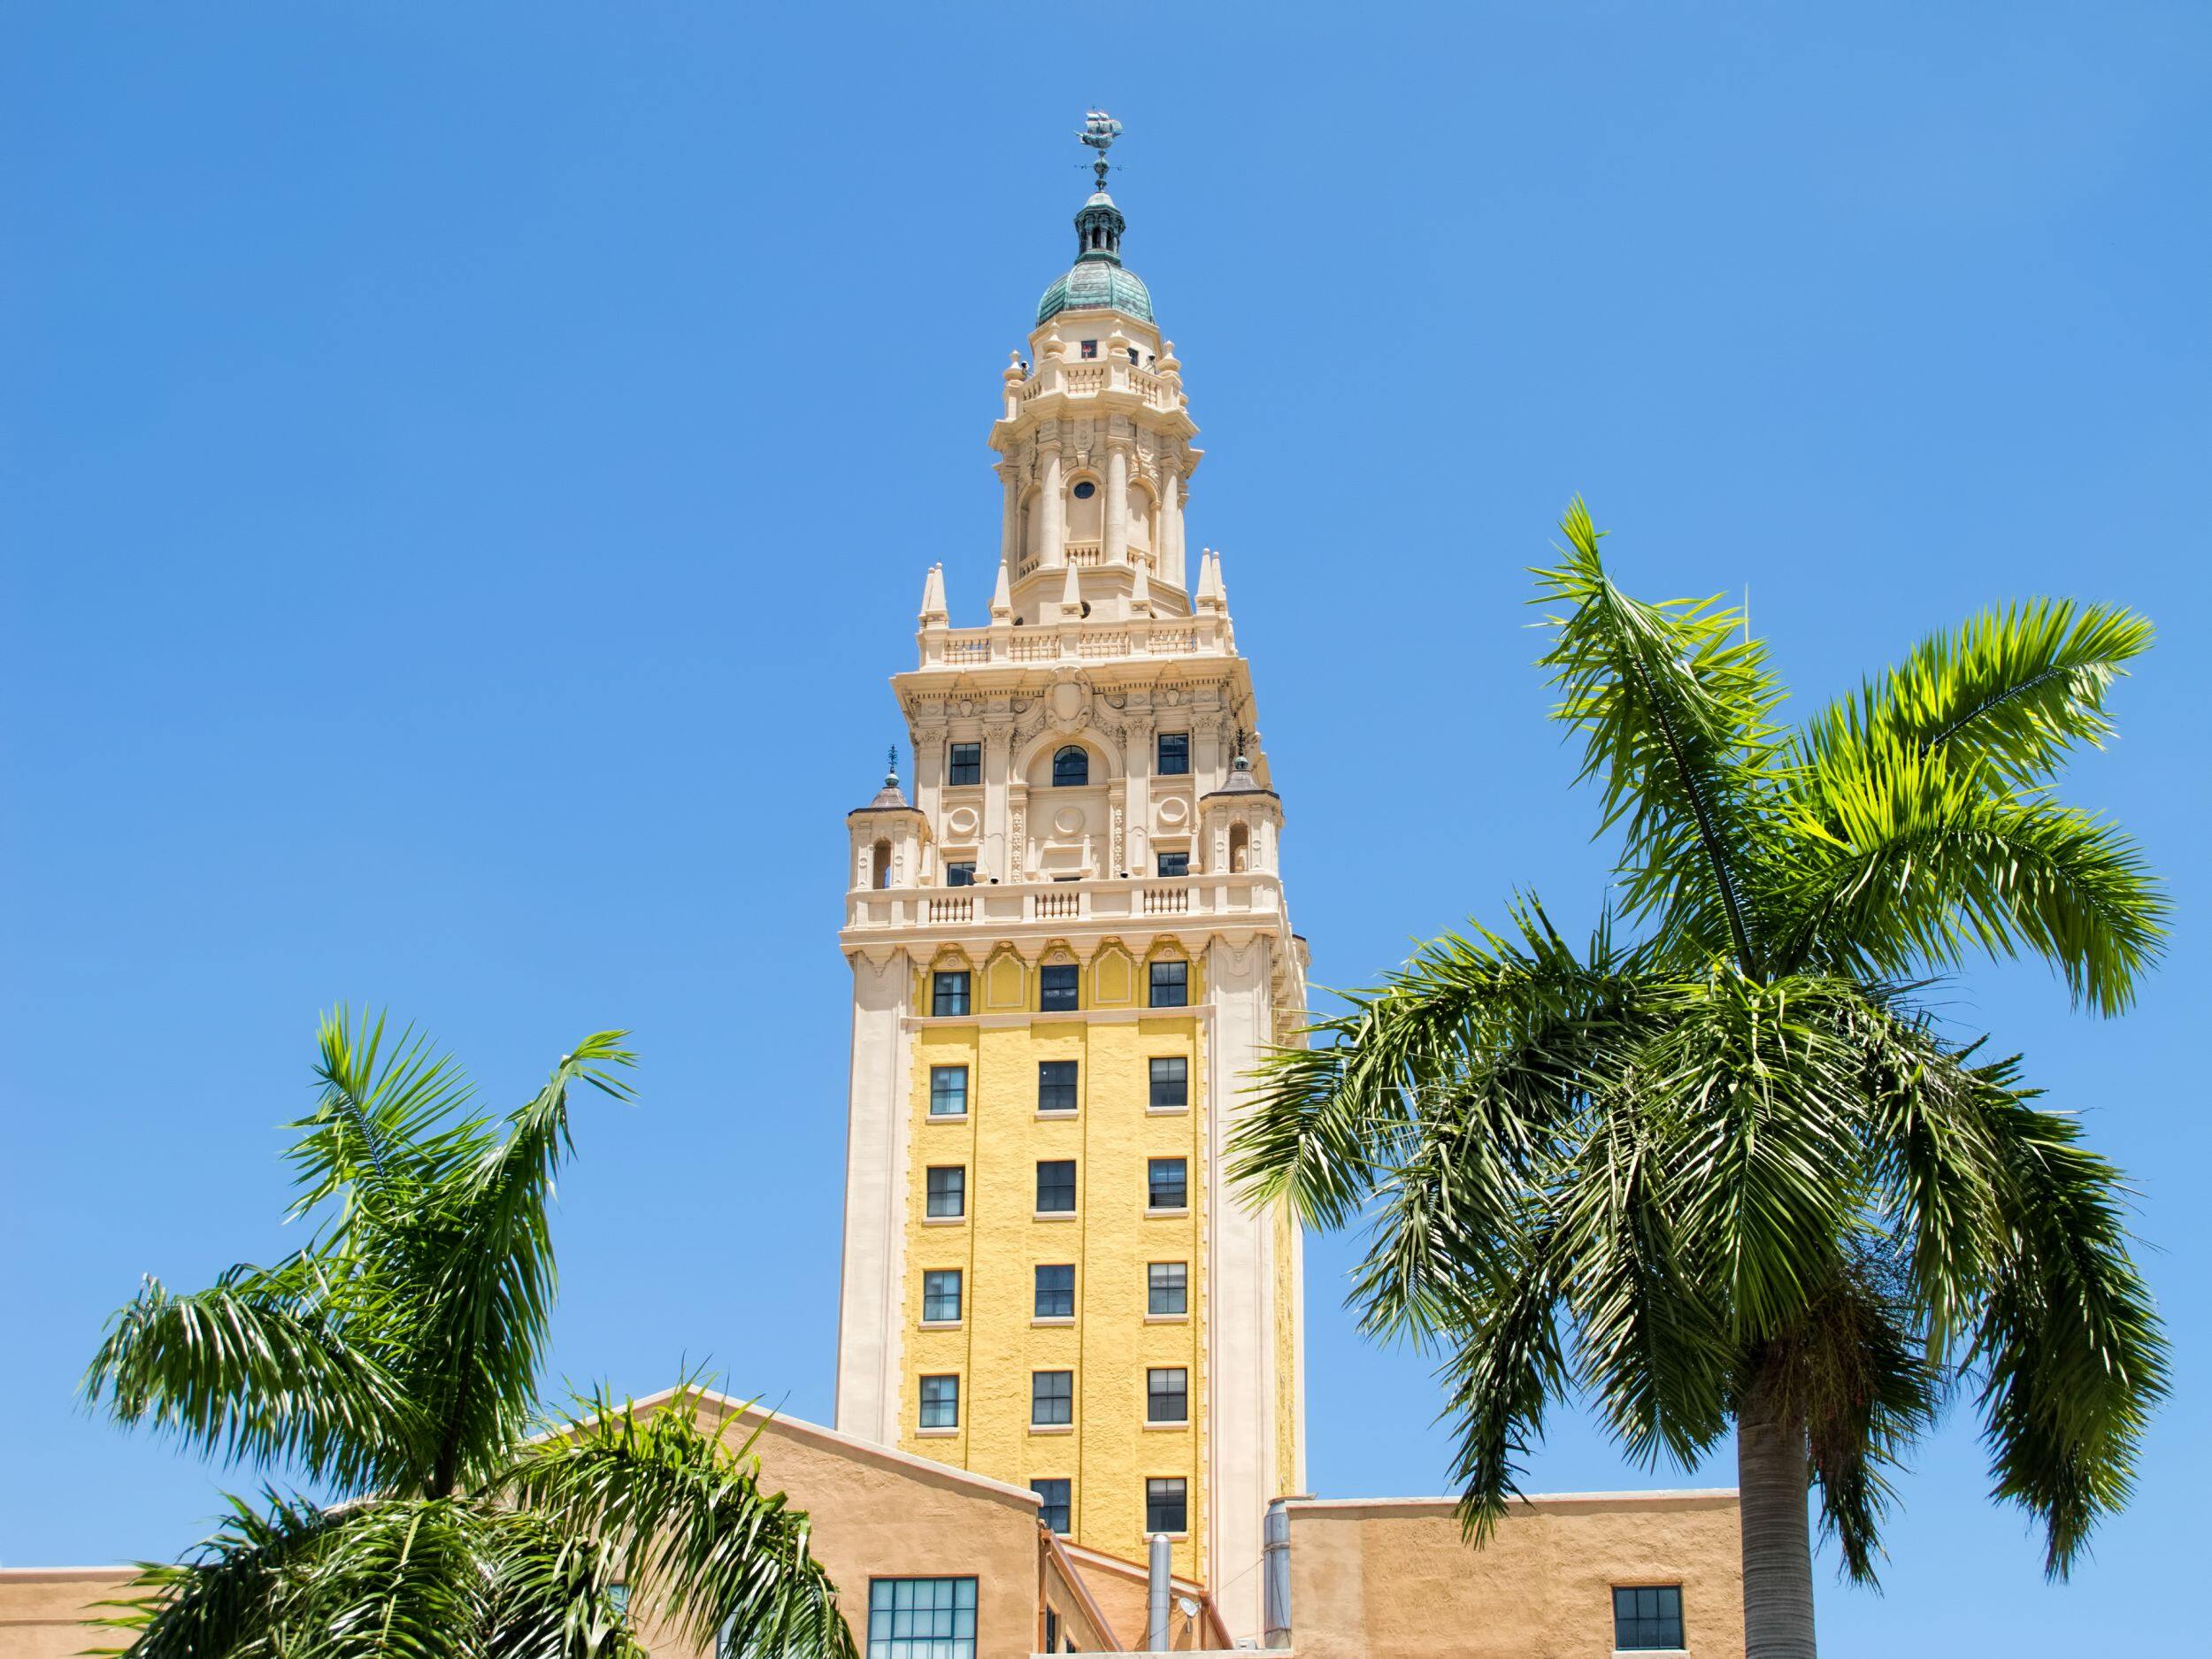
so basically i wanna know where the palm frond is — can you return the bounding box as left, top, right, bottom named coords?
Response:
left=290, top=1008, right=478, bottom=1225
left=92, top=1489, right=340, bottom=1659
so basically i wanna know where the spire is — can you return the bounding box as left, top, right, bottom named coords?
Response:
left=1130, top=553, right=1152, bottom=617
left=867, top=745, right=909, bottom=809
left=1058, top=558, right=1084, bottom=620
left=918, top=563, right=949, bottom=627
left=1072, top=110, right=1127, bottom=266
left=1195, top=548, right=1225, bottom=613
left=989, top=559, right=1012, bottom=622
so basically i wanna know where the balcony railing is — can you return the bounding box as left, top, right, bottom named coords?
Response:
left=918, top=613, right=1224, bottom=669
left=842, top=872, right=1284, bottom=935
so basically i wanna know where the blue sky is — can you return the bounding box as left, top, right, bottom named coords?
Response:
left=3, top=4, right=2205, bottom=1651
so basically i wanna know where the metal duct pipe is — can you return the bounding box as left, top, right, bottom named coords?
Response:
left=1263, top=1500, right=1294, bottom=1647
left=1147, top=1532, right=1171, bottom=1652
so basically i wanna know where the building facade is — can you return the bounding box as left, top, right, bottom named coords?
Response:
left=833, top=117, right=1305, bottom=1641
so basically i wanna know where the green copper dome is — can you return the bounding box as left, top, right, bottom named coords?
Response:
left=1036, top=188, right=1154, bottom=325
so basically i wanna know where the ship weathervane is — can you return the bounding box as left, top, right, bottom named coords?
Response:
left=1077, top=109, right=1123, bottom=189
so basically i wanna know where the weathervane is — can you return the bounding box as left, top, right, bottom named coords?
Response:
left=1078, top=109, right=1122, bottom=190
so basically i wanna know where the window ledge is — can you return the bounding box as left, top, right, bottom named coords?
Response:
left=921, top=1216, right=967, bottom=1226
left=1146, top=1106, right=1190, bottom=1116
left=915, top=1426, right=959, bottom=1439
left=1143, top=1420, right=1190, bottom=1432
left=1032, top=1316, right=1076, bottom=1327
left=1143, top=1313, right=1189, bottom=1325
left=1033, top=1211, right=1079, bottom=1223
left=1146, top=1207, right=1191, bottom=1219
left=926, top=1113, right=970, bottom=1125
left=1034, top=1110, right=1080, bottom=1122
left=918, top=1319, right=962, bottom=1332
left=1029, top=1423, right=1074, bottom=1435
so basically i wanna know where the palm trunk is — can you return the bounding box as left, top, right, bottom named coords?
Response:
left=1736, top=1364, right=1817, bottom=1659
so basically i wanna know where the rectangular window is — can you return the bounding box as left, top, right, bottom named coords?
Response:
left=866, top=1578, right=976, bottom=1659
left=1037, top=1060, right=1079, bottom=1113
left=928, top=1065, right=969, bottom=1117
left=945, top=861, right=975, bottom=887
left=1148, top=1056, right=1188, bottom=1109
left=1032, top=1479, right=1071, bottom=1534
left=1148, top=1261, right=1187, bottom=1316
left=947, top=741, right=981, bottom=786
left=1156, top=732, right=1190, bottom=776
left=1036, top=1159, right=1077, bottom=1214
left=1147, top=1367, right=1188, bottom=1424
left=926, top=1165, right=965, bottom=1218
left=1031, top=1369, right=1073, bottom=1426
left=1040, top=964, right=1079, bottom=1011
left=1148, top=1157, right=1187, bottom=1211
left=922, top=1270, right=962, bottom=1323
left=1156, top=850, right=1189, bottom=877
left=1612, top=1586, right=1684, bottom=1651
left=932, top=971, right=970, bottom=1017
left=918, top=1375, right=959, bottom=1430
left=1145, top=1477, right=1187, bottom=1535
left=1079, top=339, right=1098, bottom=359
left=1034, top=1263, right=1075, bottom=1318
left=1148, top=960, right=1187, bottom=1008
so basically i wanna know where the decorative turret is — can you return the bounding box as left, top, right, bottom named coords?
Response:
left=847, top=748, right=929, bottom=891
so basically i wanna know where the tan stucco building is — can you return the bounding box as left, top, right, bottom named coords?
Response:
left=0, top=117, right=1744, bottom=1659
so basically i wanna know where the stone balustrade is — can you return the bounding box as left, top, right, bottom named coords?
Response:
left=918, top=612, right=1225, bottom=669
left=1013, top=356, right=1180, bottom=413
left=842, top=872, right=1286, bottom=941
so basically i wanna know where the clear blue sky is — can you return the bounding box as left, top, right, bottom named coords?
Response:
left=4, top=4, right=2205, bottom=1652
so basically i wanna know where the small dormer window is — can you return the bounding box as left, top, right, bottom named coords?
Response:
left=1080, top=340, right=1098, bottom=359
left=1053, top=746, right=1089, bottom=787
left=1071, top=480, right=1096, bottom=500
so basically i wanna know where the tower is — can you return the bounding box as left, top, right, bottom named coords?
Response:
left=835, top=115, right=1306, bottom=1643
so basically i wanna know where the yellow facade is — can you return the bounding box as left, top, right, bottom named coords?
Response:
left=894, top=942, right=1218, bottom=1579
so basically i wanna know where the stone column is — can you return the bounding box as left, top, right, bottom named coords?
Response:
left=1161, top=458, right=1185, bottom=590
left=998, top=464, right=1021, bottom=566
left=1040, top=442, right=1065, bottom=569
left=1103, top=442, right=1129, bottom=569
left=833, top=949, right=915, bottom=1446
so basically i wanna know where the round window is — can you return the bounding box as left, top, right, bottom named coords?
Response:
left=1071, top=480, right=1097, bottom=500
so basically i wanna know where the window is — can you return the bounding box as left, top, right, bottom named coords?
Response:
left=918, top=1375, right=959, bottom=1429
left=932, top=971, right=970, bottom=1017
left=926, top=1165, right=965, bottom=1218
left=1036, top=1159, right=1077, bottom=1214
left=1145, top=1478, right=1187, bottom=1535
left=1045, top=1609, right=1062, bottom=1653
left=1148, top=1157, right=1187, bottom=1211
left=866, top=1578, right=976, bottom=1659
left=1034, top=1263, right=1075, bottom=1318
left=1148, top=1261, right=1187, bottom=1316
left=1031, top=1369, right=1073, bottom=1426
left=1156, top=732, right=1190, bottom=776
left=945, top=861, right=975, bottom=887
left=929, top=1065, right=968, bottom=1117
left=922, top=1269, right=962, bottom=1323
left=1033, top=1479, right=1071, bottom=1534
left=1080, top=339, right=1098, bottom=359
left=1040, top=964, right=1079, bottom=1011
left=1156, top=850, right=1188, bottom=877
left=1052, top=746, right=1089, bottom=787
left=947, top=741, right=980, bottom=786
left=1148, top=1056, right=1188, bottom=1109
left=1071, top=480, right=1096, bottom=500
left=1148, top=959, right=1188, bottom=1008
left=1126, top=346, right=1140, bottom=365
left=1147, top=1367, right=1188, bottom=1424
left=1612, top=1586, right=1684, bottom=1651
left=1037, top=1060, right=1079, bottom=1113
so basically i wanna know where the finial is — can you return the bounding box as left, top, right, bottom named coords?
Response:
left=1079, top=109, right=1122, bottom=192
left=886, top=745, right=899, bottom=786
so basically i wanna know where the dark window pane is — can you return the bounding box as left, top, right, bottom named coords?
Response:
left=918, top=1375, right=959, bottom=1429
left=1148, top=1157, right=1187, bottom=1210
left=1052, top=746, right=1089, bottom=787
left=1040, top=964, right=1080, bottom=1011
left=1156, top=850, right=1189, bottom=877
left=926, top=1165, right=965, bottom=1217
left=1612, top=1585, right=1683, bottom=1649
left=1144, top=1478, right=1187, bottom=1534
left=1072, top=480, right=1096, bottom=500
left=945, top=861, right=975, bottom=887
left=1156, top=732, right=1190, bottom=776
left=923, top=1270, right=962, bottom=1323
left=932, top=972, right=970, bottom=1017
left=1034, top=1263, right=1075, bottom=1318
left=1148, top=1262, right=1187, bottom=1316
left=1148, top=1056, right=1187, bottom=1109
left=1147, top=1367, right=1188, bottom=1423
left=947, top=742, right=981, bottom=786
left=867, top=1578, right=979, bottom=1659
left=1032, top=1479, right=1071, bottom=1535
left=1038, top=1060, right=1079, bottom=1112
left=929, top=1065, right=968, bottom=1117
left=1148, top=960, right=1187, bottom=1008
left=1037, top=1159, right=1077, bottom=1213
left=1031, top=1370, right=1073, bottom=1425
left=1080, top=340, right=1097, bottom=359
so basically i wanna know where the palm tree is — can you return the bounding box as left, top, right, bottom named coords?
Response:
left=1231, top=504, right=2170, bottom=1659
left=83, top=1011, right=855, bottom=1659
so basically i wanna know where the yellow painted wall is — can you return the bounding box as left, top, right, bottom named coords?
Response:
left=897, top=941, right=1214, bottom=1581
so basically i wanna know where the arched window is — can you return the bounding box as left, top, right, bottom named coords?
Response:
left=871, top=839, right=894, bottom=889
left=1052, top=746, right=1089, bottom=787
